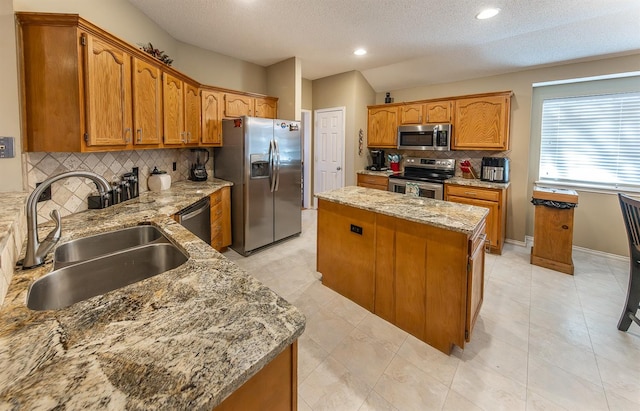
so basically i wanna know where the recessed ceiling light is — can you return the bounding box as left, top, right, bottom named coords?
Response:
left=354, top=48, right=367, bottom=56
left=476, top=8, right=500, bottom=20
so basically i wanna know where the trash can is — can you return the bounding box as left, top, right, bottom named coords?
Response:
left=530, top=186, right=579, bottom=275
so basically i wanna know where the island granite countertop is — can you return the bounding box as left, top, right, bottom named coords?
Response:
left=316, top=185, right=488, bottom=235
left=0, top=179, right=305, bottom=410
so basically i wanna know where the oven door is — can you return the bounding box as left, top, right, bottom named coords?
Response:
left=388, top=178, right=443, bottom=200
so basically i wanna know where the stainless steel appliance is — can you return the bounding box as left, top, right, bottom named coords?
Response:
left=369, top=149, right=387, bottom=171
left=215, top=117, right=301, bottom=256
left=481, top=157, right=510, bottom=183
left=189, top=148, right=210, bottom=181
left=176, top=196, right=211, bottom=243
left=388, top=157, right=455, bottom=200
left=397, top=124, right=451, bottom=151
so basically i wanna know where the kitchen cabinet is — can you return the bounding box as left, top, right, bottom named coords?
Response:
left=317, top=197, right=486, bottom=354
left=452, top=93, right=511, bottom=150
left=399, top=103, right=424, bottom=124
left=210, top=186, right=232, bottom=251
left=132, top=58, right=163, bottom=145
left=367, top=106, right=399, bottom=148
left=445, top=184, right=507, bottom=254
left=254, top=97, right=278, bottom=118
left=201, top=89, right=224, bottom=146
left=356, top=174, right=389, bottom=191
left=224, top=93, right=254, bottom=117
left=163, top=73, right=201, bottom=146
left=425, top=100, right=453, bottom=123
left=214, top=342, right=297, bottom=411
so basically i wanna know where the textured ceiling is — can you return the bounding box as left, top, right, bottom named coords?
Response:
left=127, top=0, right=640, bottom=92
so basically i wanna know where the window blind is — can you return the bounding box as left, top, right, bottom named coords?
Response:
left=539, top=91, right=640, bottom=190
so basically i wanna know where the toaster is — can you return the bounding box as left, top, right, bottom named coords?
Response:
left=481, top=157, right=510, bottom=183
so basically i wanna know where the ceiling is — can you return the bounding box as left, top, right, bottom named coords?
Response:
left=127, top=0, right=640, bottom=92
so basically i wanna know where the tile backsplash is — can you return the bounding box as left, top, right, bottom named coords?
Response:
left=25, top=149, right=213, bottom=222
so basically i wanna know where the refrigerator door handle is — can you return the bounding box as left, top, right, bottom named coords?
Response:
left=269, top=139, right=277, bottom=192
left=274, top=138, right=281, bottom=191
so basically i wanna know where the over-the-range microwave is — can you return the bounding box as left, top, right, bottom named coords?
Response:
left=397, top=124, right=451, bottom=151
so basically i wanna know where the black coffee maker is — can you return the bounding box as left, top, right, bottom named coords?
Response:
left=189, top=148, right=210, bottom=181
left=369, top=150, right=387, bottom=171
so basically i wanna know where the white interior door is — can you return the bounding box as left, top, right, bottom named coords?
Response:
left=314, top=107, right=345, bottom=207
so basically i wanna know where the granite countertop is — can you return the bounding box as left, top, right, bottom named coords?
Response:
left=356, top=170, right=398, bottom=177
left=446, top=176, right=510, bottom=190
left=0, top=179, right=305, bottom=410
left=316, top=186, right=488, bottom=235
left=0, top=192, right=29, bottom=250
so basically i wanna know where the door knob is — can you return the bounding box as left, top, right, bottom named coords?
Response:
left=336, top=166, right=342, bottom=171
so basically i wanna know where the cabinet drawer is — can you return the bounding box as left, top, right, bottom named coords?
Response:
left=446, top=185, right=500, bottom=202
left=357, top=174, right=389, bottom=187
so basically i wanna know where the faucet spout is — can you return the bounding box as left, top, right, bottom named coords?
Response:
left=23, top=171, right=111, bottom=269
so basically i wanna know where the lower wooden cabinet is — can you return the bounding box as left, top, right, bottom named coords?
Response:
left=210, top=187, right=232, bottom=251
left=317, top=199, right=485, bottom=354
left=445, top=184, right=507, bottom=255
left=214, top=341, right=297, bottom=411
left=356, top=174, right=389, bottom=191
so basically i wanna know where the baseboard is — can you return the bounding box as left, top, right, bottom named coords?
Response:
left=517, top=235, right=628, bottom=262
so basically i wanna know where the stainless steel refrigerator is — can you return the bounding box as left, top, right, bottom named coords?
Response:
left=214, top=117, right=302, bottom=256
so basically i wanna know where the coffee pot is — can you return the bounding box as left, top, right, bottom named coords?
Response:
left=189, top=149, right=210, bottom=181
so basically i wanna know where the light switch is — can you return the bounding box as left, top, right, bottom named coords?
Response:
left=0, top=137, right=15, bottom=158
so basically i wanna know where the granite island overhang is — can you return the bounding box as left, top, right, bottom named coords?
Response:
left=0, top=180, right=305, bottom=410
left=315, top=186, right=488, bottom=354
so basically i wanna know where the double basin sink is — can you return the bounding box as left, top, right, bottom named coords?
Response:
left=27, top=225, right=188, bottom=311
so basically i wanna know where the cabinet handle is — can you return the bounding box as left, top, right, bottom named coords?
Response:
left=464, top=191, right=477, bottom=196
left=124, top=128, right=131, bottom=143
left=137, top=128, right=142, bottom=143
left=181, top=131, right=186, bottom=143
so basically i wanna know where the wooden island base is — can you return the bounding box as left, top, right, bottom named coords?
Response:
left=317, top=199, right=486, bottom=355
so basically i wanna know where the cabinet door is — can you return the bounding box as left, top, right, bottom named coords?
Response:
left=225, top=94, right=253, bottom=117
left=452, top=95, right=510, bottom=150
left=466, top=228, right=485, bottom=342
left=163, top=73, right=184, bottom=144
left=201, top=90, right=223, bottom=145
left=254, top=97, right=277, bottom=119
left=399, top=103, right=424, bottom=124
left=425, top=101, right=452, bottom=123
left=447, top=194, right=499, bottom=251
left=367, top=106, right=398, bottom=148
left=83, top=34, right=132, bottom=147
left=132, top=58, right=162, bottom=145
left=183, top=82, right=201, bottom=145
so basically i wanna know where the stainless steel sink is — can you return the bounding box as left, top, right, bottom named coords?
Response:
left=26, top=226, right=189, bottom=311
left=53, top=225, right=168, bottom=269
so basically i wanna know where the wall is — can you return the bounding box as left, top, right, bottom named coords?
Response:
left=313, top=71, right=375, bottom=187
left=267, top=57, right=301, bottom=121
left=0, top=0, right=23, bottom=192
left=378, top=53, right=640, bottom=256
left=302, top=78, right=313, bottom=110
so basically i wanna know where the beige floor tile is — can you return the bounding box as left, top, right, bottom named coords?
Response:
left=304, top=306, right=355, bottom=353
left=450, top=359, right=526, bottom=411
left=299, top=356, right=370, bottom=411
left=358, top=391, right=398, bottom=411
left=298, top=395, right=313, bottom=411
left=589, top=326, right=640, bottom=367
left=329, top=296, right=370, bottom=327
left=331, top=328, right=396, bottom=388
left=396, top=334, right=460, bottom=386
left=298, top=334, right=330, bottom=383
left=442, top=389, right=484, bottom=411
left=472, top=315, right=529, bottom=349
left=596, top=353, right=640, bottom=406
left=355, top=313, right=408, bottom=353
left=528, top=307, right=592, bottom=351
left=527, top=355, right=608, bottom=410
left=603, top=389, right=640, bottom=411
left=373, top=355, right=449, bottom=411
left=525, top=389, right=568, bottom=411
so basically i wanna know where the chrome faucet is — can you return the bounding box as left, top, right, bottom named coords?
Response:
left=23, top=171, right=111, bottom=269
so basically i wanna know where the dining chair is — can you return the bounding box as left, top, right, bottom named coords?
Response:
left=617, top=193, right=640, bottom=331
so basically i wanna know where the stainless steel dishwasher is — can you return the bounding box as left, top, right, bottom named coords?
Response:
left=176, top=197, right=211, bottom=244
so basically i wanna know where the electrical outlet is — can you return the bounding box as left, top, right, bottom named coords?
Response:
left=0, top=137, right=15, bottom=158
left=173, top=162, right=177, bottom=171
left=35, top=182, right=52, bottom=202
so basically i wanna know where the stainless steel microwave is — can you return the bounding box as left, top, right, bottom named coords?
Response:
left=397, top=124, right=451, bottom=151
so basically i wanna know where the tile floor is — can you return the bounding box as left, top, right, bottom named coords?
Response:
left=224, top=209, right=640, bottom=411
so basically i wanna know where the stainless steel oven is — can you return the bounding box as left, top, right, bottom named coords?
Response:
left=388, top=178, right=444, bottom=200
left=387, top=157, right=456, bottom=201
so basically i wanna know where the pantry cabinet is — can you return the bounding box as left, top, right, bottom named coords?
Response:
left=452, top=93, right=511, bottom=150
left=445, top=184, right=507, bottom=254
left=367, top=106, right=399, bottom=148
left=132, top=58, right=163, bottom=145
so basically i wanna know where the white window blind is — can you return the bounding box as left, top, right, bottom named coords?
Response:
left=539, top=91, right=640, bottom=190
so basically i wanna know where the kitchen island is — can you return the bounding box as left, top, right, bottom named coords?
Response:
left=0, top=180, right=305, bottom=410
left=316, top=186, right=487, bottom=354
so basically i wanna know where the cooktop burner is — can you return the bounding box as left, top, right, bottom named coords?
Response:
left=390, top=157, right=456, bottom=184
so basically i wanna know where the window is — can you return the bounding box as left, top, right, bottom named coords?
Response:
left=539, top=91, right=640, bottom=191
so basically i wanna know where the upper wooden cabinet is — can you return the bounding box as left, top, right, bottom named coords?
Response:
left=399, top=103, right=423, bottom=125
left=132, top=58, right=162, bottom=145
left=201, top=89, right=223, bottom=146
left=425, top=101, right=452, bottom=123
left=16, top=12, right=278, bottom=152
left=367, top=106, right=398, bottom=148
left=452, top=93, right=511, bottom=150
